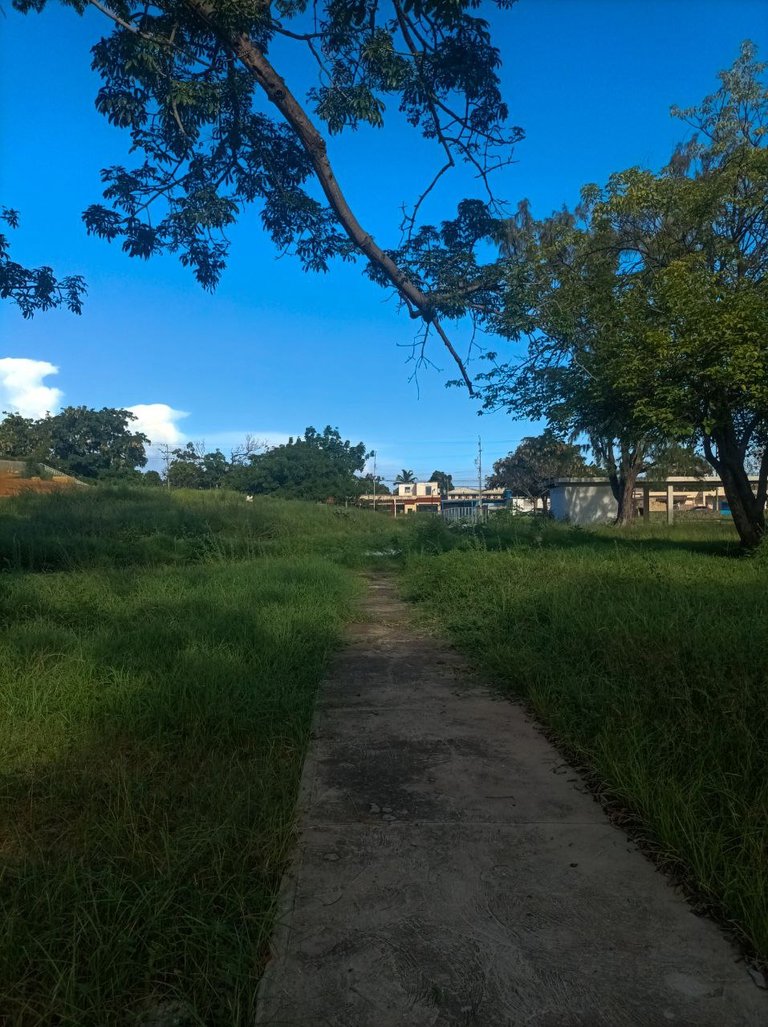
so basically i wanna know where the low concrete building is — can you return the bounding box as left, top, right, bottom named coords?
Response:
left=549, top=479, right=618, bottom=524
left=549, top=475, right=764, bottom=525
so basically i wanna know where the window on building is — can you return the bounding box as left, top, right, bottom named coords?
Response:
left=425, top=485, right=433, bottom=496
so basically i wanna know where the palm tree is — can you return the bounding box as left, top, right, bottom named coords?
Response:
left=394, top=469, right=416, bottom=484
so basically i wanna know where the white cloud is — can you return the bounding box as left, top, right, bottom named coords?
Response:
left=0, top=357, right=63, bottom=418
left=128, top=403, right=189, bottom=446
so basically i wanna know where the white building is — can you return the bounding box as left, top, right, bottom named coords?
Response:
left=548, top=476, right=764, bottom=525
left=549, top=479, right=618, bottom=524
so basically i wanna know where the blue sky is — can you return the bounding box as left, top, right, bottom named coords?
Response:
left=1, top=0, right=765, bottom=484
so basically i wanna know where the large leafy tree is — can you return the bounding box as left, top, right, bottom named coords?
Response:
left=48, top=406, right=149, bottom=478
left=15, top=0, right=520, bottom=388
left=593, top=42, right=768, bottom=546
left=480, top=43, right=768, bottom=541
left=0, top=406, right=149, bottom=478
left=478, top=202, right=665, bottom=524
left=232, top=425, right=368, bottom=500
left=487, top=430, right=595, bottom=513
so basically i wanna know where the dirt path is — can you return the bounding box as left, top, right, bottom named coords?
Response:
left=256, top=574, right=764, bottom=1025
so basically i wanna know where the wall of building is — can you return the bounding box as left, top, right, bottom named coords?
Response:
left=396, top=481, right=440, bottom=498
left=549, top=483, right=618, bottom=524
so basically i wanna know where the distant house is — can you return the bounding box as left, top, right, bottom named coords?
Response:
left=356, top=480, right=440, bottom=515
left=358, top=480, right=538, bottom=518
left=445, top=487, right=534, bottom=513
left=393, top=480, right=442, bottom=515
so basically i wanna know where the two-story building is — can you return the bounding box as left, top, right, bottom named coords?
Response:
left=392, top=480, right=442, bottom=515
left=357, top=480, right=441, bottom=515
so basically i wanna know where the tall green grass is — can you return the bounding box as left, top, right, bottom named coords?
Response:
left=0, top=486, right=397, bottom=572
left=0, top=488, right=397, bottom=1025
left=401, top=515, right=768, bottom=959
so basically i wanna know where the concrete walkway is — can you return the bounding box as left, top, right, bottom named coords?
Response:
left=257, top=575, right=765, bottom=1026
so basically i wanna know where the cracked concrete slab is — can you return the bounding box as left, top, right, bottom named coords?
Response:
left=256, top=575, right=765, bottom=1026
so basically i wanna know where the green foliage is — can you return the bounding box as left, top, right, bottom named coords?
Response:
left=359, top=472, right=391, bottom=495
left=157, top=427, right=372, bottom=499
left=429, top=469, right=454, bottom=495
left=478, top=197, right=670, bottom=522
left=50, top=406, right=149, bottom=478
left=487, top=430, right=596, bottom=504
left=401, top=519, right=768, bottom=959
left=0, top=207, right=86, bottom=317
left=224, top=426, right=368, bottom=501
left=589, top=42, right=768, bottom=543
left=479, top=42, right=768, bottom=542
left=394, top=468, right=416, bottom=484
left=0, top=411, right=52, bottom=463
left=0, top=406, right=149, bottom=479
left=14, top=0, right=519, bottom=297
left=166, top=441, right=230, bottom=489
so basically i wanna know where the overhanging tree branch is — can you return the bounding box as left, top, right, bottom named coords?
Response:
left=182, top=0, right=475, bottom=392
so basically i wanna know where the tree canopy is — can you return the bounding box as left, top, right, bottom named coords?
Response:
left=0, top=406, right=149, bottom=478
left=15, top=0, right=521, bottom=387
left=487, top=431, right=596, bottom=511
left=165, top=442, right=233, bottom=489
left=478, top=42, right=768, bottom=543
left=227, top=425, right=369, bottom=501
left=429, top=469, right=454, bottom=494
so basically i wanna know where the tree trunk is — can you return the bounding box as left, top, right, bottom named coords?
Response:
left=607, top=460, right=641, bottom=526
left=616, top=468, right=641, bottom=526
left=705, top=432, right=765, bottom=548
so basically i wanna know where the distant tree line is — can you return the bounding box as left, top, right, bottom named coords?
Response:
left=0, top=412, right=372, bottom=502
left=164, top=426, right=370, bottom=501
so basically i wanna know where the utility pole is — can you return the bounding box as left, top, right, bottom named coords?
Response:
left=476, top=435, right=483, bottom=523
left=372, top=451, right=377, bottom=511
left=158, top=443, right=172, bottom=489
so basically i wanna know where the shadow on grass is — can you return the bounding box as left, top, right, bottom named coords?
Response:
left=0, top=557, right=356, bottom=1027
left=398, top=511, right=744, bottom=561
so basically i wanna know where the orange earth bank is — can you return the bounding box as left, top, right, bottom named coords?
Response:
left=0, top=474, right=78, bottom=497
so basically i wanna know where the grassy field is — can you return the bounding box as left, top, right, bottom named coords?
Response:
left=3, top=491, right=766, bottom=1021
left=0, top=488, right=398, bottom=1026
left=400, top=514, right=768, bottom=961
